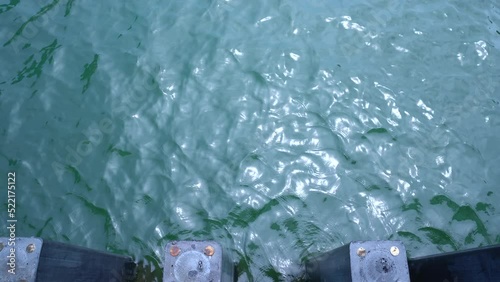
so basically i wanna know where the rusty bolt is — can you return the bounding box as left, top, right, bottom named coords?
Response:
left=204, top=245, right=215, bottom=256
left=26, top=244, right=35, bottom=253
left=357, top=247, right=366, bottom=257
left=170, top=245, right=180, bottom=257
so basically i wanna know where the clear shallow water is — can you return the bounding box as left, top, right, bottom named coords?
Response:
left=1, top=0, right=499, bottom=280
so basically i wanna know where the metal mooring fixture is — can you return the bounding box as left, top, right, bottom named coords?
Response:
left=0, top=237, right=43, bottom=282
left=164, top=241, right=233, bottom=282
left=306, top=240, right=410, bottom=282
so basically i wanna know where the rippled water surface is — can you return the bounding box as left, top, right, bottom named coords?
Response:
left=1, top=0, right=500, bottom=280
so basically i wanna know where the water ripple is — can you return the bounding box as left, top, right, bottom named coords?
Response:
left=0, top=0, right=499, bottom=281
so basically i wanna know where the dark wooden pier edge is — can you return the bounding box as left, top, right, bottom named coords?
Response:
left=1, top=237, right=499, bottom=281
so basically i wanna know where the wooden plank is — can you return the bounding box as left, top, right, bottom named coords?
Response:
left=409, top=244, right=500, bottom=282
left=36, top=241, right=135, bottom=282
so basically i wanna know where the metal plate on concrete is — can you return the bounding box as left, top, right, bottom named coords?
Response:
left=0, top=237, right=43, bottom=282
left=163, top=241, right=223, bottom=282
left=350, top=240, right=410, bottom=282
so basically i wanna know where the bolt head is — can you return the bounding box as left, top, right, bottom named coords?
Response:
left=26, top=244, right=35, bottom=253
left=390, top=246, right=400, bottom=256
left=204, top=245, right=215, bottom=256
left=357, top=247, right=366, bottom=257
left=170, top=246, right=180, bottom=257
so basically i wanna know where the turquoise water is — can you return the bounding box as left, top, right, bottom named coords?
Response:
left=1, top=0, right=499, bottom=280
